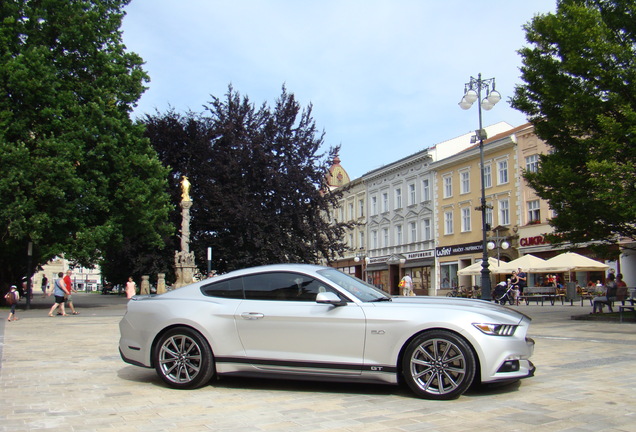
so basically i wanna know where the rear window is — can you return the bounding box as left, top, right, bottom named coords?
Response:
left=200, top=277, right=244, bottom=299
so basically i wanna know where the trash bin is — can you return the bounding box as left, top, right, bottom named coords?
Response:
left=566, top=281, right=578, bottom=305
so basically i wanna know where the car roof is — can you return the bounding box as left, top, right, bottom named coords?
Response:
left=216, top=263, right=329, bottom=279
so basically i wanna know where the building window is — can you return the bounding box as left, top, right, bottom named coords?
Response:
left=339, top=206, right=344, bottom=222
left=359, top=232, right=365, bottom=248
left=348, top=203, right=354, bottom=221
left=359, top=199, right=364, bottom=217
left=372, top=230, right=378, bottom=249
left=443, top=176, right=453, bottom=198
left=461, top=207, right=471, bottom=232
left=423, top=219, right=431, bottom=240
left=383, top=228, right=389, bottom=247
left=410, top=222, right=417, bottom=243
left=395, top=188, right=402, bottom=209
left=526, top=154, right=539, bottom=173
left=460, top=170, right=470, bottom=194
left=422, top=179, right=430, bottom=201
left=396, top=225, right=403, bottom=245
left=348, top=233, right=353, bottom=248
left=382, top=193, right=388, bottom=213
left=498, top=160, right=509, bottom=185
left=486, top=205, right=493, bottom=228
left=527, top=199, right=540, bottom=223
left=371, top=196, right=377, bottom=216
left=484, top=164, right=492, bottom=188
left=444, top=211, right=454, bottom=235
left=499, top=199, right=510, bottom=225
left=408, top=183, right=416, bottom=206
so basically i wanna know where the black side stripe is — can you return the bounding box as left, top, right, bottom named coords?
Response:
left=215, top=356, right=397, bottom=373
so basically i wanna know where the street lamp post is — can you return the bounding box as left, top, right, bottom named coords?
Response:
left=487, top=235, right=510, bottom=263
left=459, top=73, right=501, bottom=301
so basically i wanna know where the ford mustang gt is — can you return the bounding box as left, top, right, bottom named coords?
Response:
left=119, top=264, right=535, bottom=400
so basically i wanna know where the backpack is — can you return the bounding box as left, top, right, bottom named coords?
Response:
left=4, top=291, right=17, bottom=305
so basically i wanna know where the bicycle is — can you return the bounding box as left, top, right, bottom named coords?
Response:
left=446, top=286, right=461, bottom=297
left=446, top=286, right=474, bottom=298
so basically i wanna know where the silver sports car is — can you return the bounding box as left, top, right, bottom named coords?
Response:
left=119, top=264, right=535, bottom=400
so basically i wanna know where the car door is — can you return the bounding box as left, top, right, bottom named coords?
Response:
left=235, top=271, right=366, bottom=375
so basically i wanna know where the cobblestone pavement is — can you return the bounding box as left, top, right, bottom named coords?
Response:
left=1, top=293, right=635, bottom=431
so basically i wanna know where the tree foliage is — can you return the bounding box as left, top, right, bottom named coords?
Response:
left=0, top=0, right=173, bottom=286
left=144, top=86, right=349, bottom=275
left=511, top=0, right=636, bottom=256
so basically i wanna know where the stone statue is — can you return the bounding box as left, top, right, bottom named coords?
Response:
left=181, top=176, right=191, bottom=202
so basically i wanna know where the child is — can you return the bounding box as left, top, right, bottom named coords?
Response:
left=5, top=285, right=20, bottom=321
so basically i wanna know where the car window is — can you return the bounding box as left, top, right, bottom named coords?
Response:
left=200, top=277, right=244, bottom=299
left=317, top=268, right=391, bottom=302
left=242, top=272, right=339, bottom=302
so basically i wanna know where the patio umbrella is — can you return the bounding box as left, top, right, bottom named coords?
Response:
left=457, top=257, right=503, bottom=276
left=490, top=254, right=547, bottom=274
left=537, top=252, right=609, bottom=273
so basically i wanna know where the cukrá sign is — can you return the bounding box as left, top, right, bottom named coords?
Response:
left=519, top=235, right=549, bottom=247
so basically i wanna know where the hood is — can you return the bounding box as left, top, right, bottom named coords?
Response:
left=389, top=296, right=531, bottom=323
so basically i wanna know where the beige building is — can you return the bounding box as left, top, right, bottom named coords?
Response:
left=432, top=126, right=523, bottom=293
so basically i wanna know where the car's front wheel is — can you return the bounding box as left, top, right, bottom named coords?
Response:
left=402, top=330, right=476, bottom=400
left=153, top=327, right=215, bottom=389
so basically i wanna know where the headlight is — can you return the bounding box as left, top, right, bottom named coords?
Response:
left=472, top=323, right=517, bottom=336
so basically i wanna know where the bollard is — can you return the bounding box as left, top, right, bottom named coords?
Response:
left=141, top=275, right=150, bottom=295
left=157, top=273, right=166, bottom=294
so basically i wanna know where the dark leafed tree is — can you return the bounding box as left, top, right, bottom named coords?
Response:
left=0, top=0, right=173, bottom=288
left=144, top=86, right=349, bottom=274
left=511, top=0, right=636, bottom=257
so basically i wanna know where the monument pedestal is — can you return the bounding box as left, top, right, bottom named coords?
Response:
left=174, top=250, right=197, bottom=289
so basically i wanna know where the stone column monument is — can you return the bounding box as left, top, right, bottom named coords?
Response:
left=173, top=176, right=197, bottom=289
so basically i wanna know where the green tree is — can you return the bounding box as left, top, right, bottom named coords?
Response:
left=0, top=0, right=173, bottom=287
left=511, top=0, right=636, bottom=256
left=144, top=86, right=349, bottom=274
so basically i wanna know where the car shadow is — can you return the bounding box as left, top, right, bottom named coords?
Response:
left=211, top=375, right=413, bottom=397
left=117, top=366, right=523, bottom=399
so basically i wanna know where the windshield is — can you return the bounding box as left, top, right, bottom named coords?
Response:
left=317, top=268, right=392, bottom=302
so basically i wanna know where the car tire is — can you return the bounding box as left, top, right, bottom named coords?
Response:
left=153, top=327, right=215, bottom=389
left=402, top=330, right=476, bottom=400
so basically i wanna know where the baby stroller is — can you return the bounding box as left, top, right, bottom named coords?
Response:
left=493, top=282, right=517, bottom=305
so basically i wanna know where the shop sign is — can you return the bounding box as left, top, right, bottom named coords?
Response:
left=367, top=256, right=388, bottom=265
left=406, top=250, right=434, bottom=260
left=435, top=241, right=483, bottom=257
left=520, top=235, right=549, bottom=247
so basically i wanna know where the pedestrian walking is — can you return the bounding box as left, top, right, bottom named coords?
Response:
left=63, top=269, right=79, bottom=315
left=5, top=285, right=20, bottom=321
left=399, top=274, right=414, bottom=296
left=48, top=272, right=69, bottom=317
left=41, top=275, right=48, bottom=298
left=125, top=276, right=137, bottom=299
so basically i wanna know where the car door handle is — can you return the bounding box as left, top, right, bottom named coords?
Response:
left=241, top=312, right=265, bottom=320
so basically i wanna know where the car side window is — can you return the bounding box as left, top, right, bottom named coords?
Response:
left=242, top=272, right=336, bottom=302
left=200, top=277, right=244, bottom=299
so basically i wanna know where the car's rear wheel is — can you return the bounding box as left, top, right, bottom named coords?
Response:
left=154, top=327, right=215, bottom=389
left=402, top=330, right=476, bottom=400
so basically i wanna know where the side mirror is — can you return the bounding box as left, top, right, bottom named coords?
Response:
left=316, top=291, right=347, bottom=306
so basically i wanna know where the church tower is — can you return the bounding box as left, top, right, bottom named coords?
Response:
left=325, top=153, right=351, bottom=191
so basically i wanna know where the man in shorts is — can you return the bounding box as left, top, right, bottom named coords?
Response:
left=48, top=272, right=69, bottom=317
left=63, top=270, right=79, bottom=315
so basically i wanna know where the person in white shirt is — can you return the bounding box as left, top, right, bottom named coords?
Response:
left=400, top=274, right=414, bottom=296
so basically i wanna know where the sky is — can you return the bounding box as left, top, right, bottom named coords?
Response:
left=121, top=0, right=557, bottom=180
